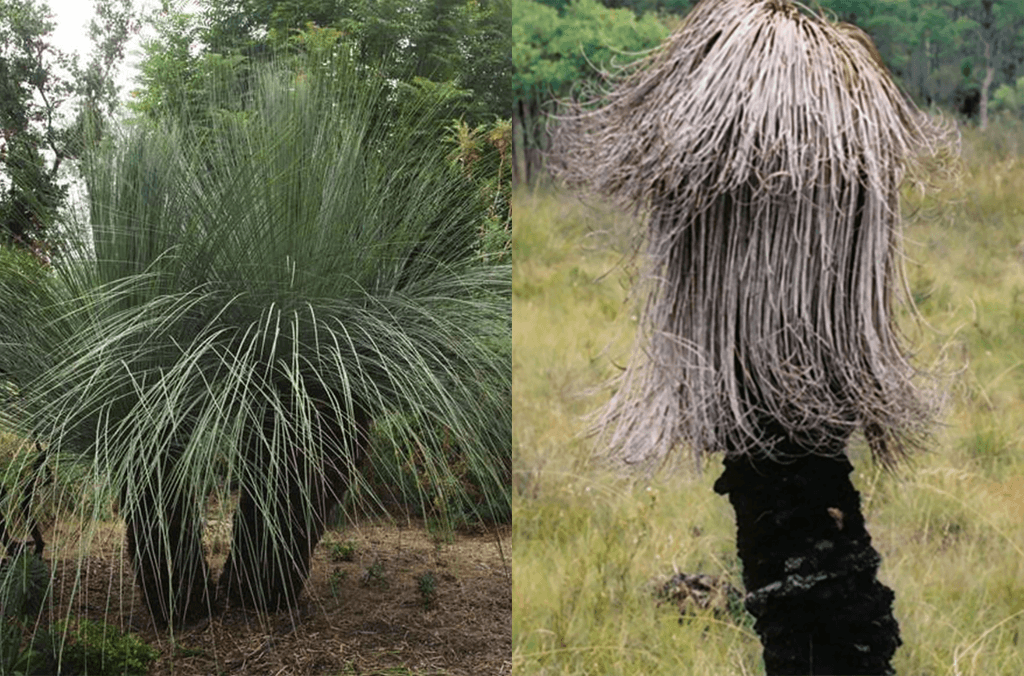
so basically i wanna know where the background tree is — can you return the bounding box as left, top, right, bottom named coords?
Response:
left=512, top=0, right=667, bottom=184
left=551, top=0, right=956, bottom=673
left=132, top=0, right=510, bottom=126
left=942, top=0, right=1024, bottom=128
left=0, top=0, right=134, bottom=257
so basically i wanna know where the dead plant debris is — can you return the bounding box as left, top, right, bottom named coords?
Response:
left=38, top=518, right=510, bottom=676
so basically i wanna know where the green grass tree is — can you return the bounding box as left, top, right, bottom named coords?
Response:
left=551, top=0, right=955, bottom=673
left=0, top=53, right=510, bottom=630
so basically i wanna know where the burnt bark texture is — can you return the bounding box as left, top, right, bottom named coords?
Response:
left=714, top=446, right=900, bottom=675
left=218, top=399, right=369, bottom=612
left=123, top=451, right=214, bottom=628
left=0, top=442, right=50, bottom=558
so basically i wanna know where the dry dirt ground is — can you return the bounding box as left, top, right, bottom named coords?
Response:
left=37, top=514, right=510, bottom=676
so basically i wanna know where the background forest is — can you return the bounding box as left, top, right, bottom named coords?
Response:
left=3, top=0, right=512, bottom=258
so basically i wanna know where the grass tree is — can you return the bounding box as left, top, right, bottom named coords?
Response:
left=0, top=54, right=510, bottom=629
left=552, top=0, right=955, bottom=673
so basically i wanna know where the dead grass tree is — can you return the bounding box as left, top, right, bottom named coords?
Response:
left=552, top=0, right=956, bottom=673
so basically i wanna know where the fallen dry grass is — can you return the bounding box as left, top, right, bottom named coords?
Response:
left=39, top=514, right=510, bottom=676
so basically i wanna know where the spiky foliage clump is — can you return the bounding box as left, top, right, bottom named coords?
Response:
left=551, top=0, right=956, bottom=467
left=0, top=54, right=510, bottom=625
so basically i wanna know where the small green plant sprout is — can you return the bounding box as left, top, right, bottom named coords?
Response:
left=329, top=568, right=348, bottom=598
left=416, top=572, right=438, bottom=608
left=326, top=540, right=357, bottom=562
left=361, top=559, right=387, bottom=588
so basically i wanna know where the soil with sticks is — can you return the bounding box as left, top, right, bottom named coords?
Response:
left=37, top=511, right=511, bottom=676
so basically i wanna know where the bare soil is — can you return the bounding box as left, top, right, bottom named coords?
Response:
left=38, top=514, right=511, bottom=676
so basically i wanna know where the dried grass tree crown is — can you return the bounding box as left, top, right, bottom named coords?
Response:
left=551, top=0, right=957, bottom=468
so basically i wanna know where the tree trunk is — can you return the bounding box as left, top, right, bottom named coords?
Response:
left=714, top=445, right=900, bottom=675
left=219, top=403, right=369, bottom=612
left=513, top=98, right=528, bottom=188
left=123, top=453, right=213, bottom=628
left=512, top=98, right=548, bottom=187
left=217, top=463, right=318, bottom=612
left=979, top=0, right=996, bottom=131
left=980, top=56, right=995, bottom=131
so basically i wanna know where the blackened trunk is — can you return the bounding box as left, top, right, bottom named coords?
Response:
left=219, top=404, right=369, bottom=612
left=217, top=455, right=327, bottom=612
left=123, top=455, right=213, bottom=628
left=714, top=447, right=900, bottom=675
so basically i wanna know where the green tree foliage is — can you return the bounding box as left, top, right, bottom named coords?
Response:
left=132, top=0, right=510, bottom=125
left=941, top=0, right=1024, bottom=128
left=815, top=0, right=1024, bottom=127
left=993, top=74, right=1024, bottom=115
left=0, top=0, right=134, bottom=256
left=1, top=0, right=76, bottom=255
left=512, top=0, right=668, bottom=183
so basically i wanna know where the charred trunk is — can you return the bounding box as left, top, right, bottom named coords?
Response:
left=218, top=402, right=368, bottom=612
left=123, top=451, right=213, bottom=628
left=714, top=444, right=900, bottom=675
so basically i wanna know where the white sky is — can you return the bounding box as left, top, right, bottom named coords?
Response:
left=49, top=0, right=96, bottom=58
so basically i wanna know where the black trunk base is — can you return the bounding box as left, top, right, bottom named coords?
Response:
left=124, top=489, right=214, bottom=629
left=714, top=451, right=900, bottom=675
left=218, top=401, right=368, bottom=613
left=217, top=467, right=332, bottom=612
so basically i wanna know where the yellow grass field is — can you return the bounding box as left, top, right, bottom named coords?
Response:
left=512, top=121, right=1024, bottom=675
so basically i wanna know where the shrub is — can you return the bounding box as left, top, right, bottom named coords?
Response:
left=326, top=540, right=357, bottom=563
left=364, top=411, right=511, bottom=527
left=992, top=76, right=1024, bottom=119
left=52, top=619, right=159, bottom=676
left=1, top=554, right=159, bottom=676
left=416, top=572, right=438, bottom=608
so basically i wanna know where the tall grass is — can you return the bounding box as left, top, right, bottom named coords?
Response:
left=512, top=120, right=1024, bottom=675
